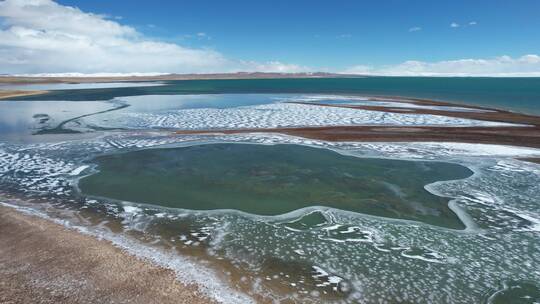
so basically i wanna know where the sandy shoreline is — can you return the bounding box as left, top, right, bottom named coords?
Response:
left=0, top=205, right=216, bottom=304
left=0, top=90, right=48, bottom=100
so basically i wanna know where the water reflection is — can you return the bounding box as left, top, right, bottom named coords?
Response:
left=0, top=100, right=114, bottom=141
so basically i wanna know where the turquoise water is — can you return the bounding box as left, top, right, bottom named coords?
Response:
left=10, top=77, right=540, bottom=115
left=79, top=144, right=472, bottom=229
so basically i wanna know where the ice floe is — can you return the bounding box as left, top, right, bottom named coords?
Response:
left=89, top=102, right=521, bottom=130
left=277, top=95, right=496, bottom=113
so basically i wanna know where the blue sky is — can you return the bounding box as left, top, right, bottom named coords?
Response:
left=56, top=0, right=540, bottom=70
left=1, top=0, right=539, bottom=75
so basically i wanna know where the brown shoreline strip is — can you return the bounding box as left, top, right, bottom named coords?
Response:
left=176, top=97, right=540, bottom=149
left=176, top=125, right=540, bottom=149
left=0, top=90, right=48, bottom=100
left=0, top=72, right=355, bottom=85
left=0, top=205, right=216, bottom=304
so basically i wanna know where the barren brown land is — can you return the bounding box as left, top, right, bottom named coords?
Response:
left=0, top=205, right=215, bottom=304
left=0, top=72, right=355, bottom=85
left=0, top=90, right=48, bottom=99
left=176, top=98, right=540, bottom=149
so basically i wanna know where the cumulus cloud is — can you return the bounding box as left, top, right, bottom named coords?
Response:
left=343, top=55, right=540, bottom=77
left=0, top=0, right=306, bottom=74
left=408, top=26, right=422, bottom=32
left=450, top=22, right=460, bottom=28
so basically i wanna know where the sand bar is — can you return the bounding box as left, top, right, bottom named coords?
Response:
left=176, top=98, right=540, bottom=149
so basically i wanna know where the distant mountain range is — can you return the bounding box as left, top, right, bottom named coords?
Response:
left=0, top=72, right=365, bottom=84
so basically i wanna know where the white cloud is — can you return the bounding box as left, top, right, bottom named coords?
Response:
left=450, top=22, right=460, bottom=28
left=237, top=61, right=311, bottom=73
left=196, top=32, right=211, bottom=40
left=408, top=26, right=422, bottom=32
left=469, top=21, right=477, bottom=26
left=0, top=0, right=306, bottom=74
left=343, top=55, right=540, bottom=77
